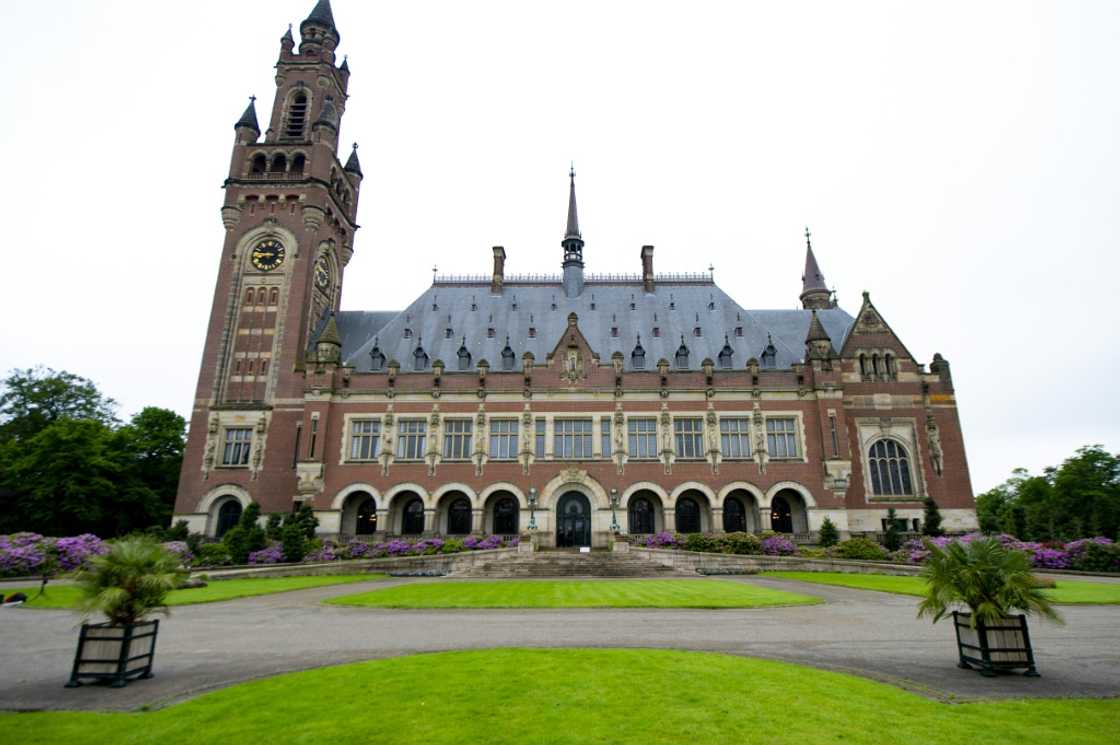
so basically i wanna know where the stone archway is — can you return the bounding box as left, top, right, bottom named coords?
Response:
left=770, top=489, right=808, bottom=534
left=340, top=491, right=377, bottom=536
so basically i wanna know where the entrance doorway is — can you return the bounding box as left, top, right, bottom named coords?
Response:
left=556, top=491, right=592, bottom=547
left=771, top=495, right=793, bottom=533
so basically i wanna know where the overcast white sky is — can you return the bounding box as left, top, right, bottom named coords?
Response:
left=1, top=1, right=1117, bottom=493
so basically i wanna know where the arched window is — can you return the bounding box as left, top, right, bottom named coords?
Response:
left=868, top=439, right=914, bottom=496
left=270, top=153, right=287, bottom=173
left=269, top=288, right=279, bottom=305
left=447, top=496, right=472, bottom=535
left=250, top=154, right=267, bottom=174
left=628, top=495, right=655, bottom=534
left=631, top=336, right=646, bottom=369
left=718, top=336, right=734, bottom=369
left=501, top=337, right=515, bottom=371
left=723, top=496, right=746, bottom=532
left=859, top=353, right=868, bottom=378
left=355, top=496, right=377, bottom=535
left=457, top=338, right=471, bottom=370
left=290, top=154, right=306, bottom=175
left=872, top=354, right=881, bottom=379
left=401, top=497, right=425, bottom=535
left=675, top=496, right=701, bottom=534
left=884, top=353, right=896, bottom=380
left=284, top=92, right=309, bottom=139
left=245, top=287, right=254, bottom=305
left=369, top=339, right=385, bottom=372
left=675, top=336, right=689, bottom=369
left=215, top=499, right=242, bottom=538
left=493, top=496, right=519, bottom=535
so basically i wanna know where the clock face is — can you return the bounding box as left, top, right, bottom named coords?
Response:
left=315, top=256, right=331, bottom=291
left=250, top=239, right=285, bottom=272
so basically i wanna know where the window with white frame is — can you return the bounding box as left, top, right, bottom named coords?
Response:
left=720, top=417, right=751, bottom=459
left=627, top=418, right=657, bottom=459
left=600, top=417, right=611, bottom=458
left=396, top=420, right=427, bottom=460
left=868, top=439, right=914, bottom=496
left=349, top=420, right=381, bottom=461
left=222, top=427, right=252, bottom=466
left=766, top=418, right=799, bottom=458
left=554, top=419, right=593, bottom=459
left=488, top=419, right=518, bottom=459
left=442, top=419, right=472, bottom=460
left=674, top=418, right=704, bottom=459
left=534, top=419, right=546, bottom=458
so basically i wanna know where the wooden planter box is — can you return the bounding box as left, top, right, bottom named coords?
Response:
left=66, top=620, right=159, bottom=689
left=952, top=611, right=1039, bottom=677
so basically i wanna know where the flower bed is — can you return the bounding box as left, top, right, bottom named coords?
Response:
left=246, top=534, right=519, bottom=565
left=893, top=534, right=1119, bottom=572
left=0, top=533, right=108, bottom=578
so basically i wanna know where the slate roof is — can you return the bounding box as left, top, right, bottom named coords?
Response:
left=334, top=279, right=854, bottom=373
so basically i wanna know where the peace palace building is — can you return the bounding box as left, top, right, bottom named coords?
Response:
left=173, top=1, right=979, bottom=546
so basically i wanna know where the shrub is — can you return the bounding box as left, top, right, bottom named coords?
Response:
left=74, top=537, right=187, bottom=625
left=280, top=522, right=307, bottom=563
left=718, top=532, right=762, bottom=555
left=835, top=538, right=888, bottom=561
left=761, top=535, right=797, bottom=556
left=196, top=542, right=232, bottom=567
left=684, top=533, right=719, bottom=553
left=883, top=508, right=903, bottom=552
left=817, top=518, right=839, bottom=548
left=1069, top=541, right=1120, bottom=573
left=265, top=513, right=283, bottom=541
left=287, top=502, right=319, bottom=539
left=222, top=503, right=267, bottom=564
left=342, top=540, right=373, bottom=559
left=248, top=543, right=284, bottom=565
left=163, top=520, right=191, bottom=542
left=441, top=538, right=466, bottom=554
left=641, top=532, right=684, bottom=549
left=161, top=541, right=194, bottom=567
left=304, top=543, right=337, bottom=562
left=922, top=498, right=944, bottom=537
left=799, top=547, right=829, bottom=559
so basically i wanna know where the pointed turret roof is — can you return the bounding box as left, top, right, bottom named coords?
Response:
left=339, top=55, right=350, bottom=73
left=281, top=25, right=294, bottom=44
left=304, top=0, right=337, bottom=31
left=805, top=309, right=831, bottom=343
left=344, top=143, right=363, bottom=177
left=234, top=96, right=259, bottom=131
left=318, top=313, right=342, bottom=346
left=564, top=165, right=581, bottom=240
left=801, top=227, right=827, bottom=294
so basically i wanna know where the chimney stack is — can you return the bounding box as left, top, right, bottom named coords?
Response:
left=641, top=245, right=655, bottom=293
left=491, top=246, right=506, bottom=294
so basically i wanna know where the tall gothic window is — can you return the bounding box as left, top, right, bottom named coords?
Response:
left=868, top=439, right=914, bottom=496
left=673, top=418, right=703, bottom=459
left=284, top=91, right=309, bottom=139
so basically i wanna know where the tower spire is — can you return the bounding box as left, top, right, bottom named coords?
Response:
left=800, top=226, right=833, bottom=310
left=234, top=96, right=260, bottom=132
left=561, top=164, right=585, bottom=298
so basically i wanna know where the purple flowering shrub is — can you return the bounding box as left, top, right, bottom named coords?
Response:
left=248, top=543, right=284, bottom=565
left=304, top=543, right=337, bottom=562
left=160, top=541, right=194, bottom=567
left=895, top=534, right=1118, bottom=572
left=0, top=532, right=108, bottom=577
left=638, top=532, right=685, bottom=549
left=760, top=535, right=797, bottom=556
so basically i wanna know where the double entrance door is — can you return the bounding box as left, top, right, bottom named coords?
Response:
left=556, top=491, right=591, bottom=548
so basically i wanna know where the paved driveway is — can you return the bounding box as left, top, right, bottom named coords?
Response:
left=1, top=576, right=1117, bottom=712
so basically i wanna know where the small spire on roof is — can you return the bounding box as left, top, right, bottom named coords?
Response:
left=340, top=54, right=350, bottom=73
left=304, top=0, right=337, bottom=31
left=800, top=225, right=832, bottom=310
left=344, top=143, right=363, bottom=177
left=282, top=24, right=294, bottom=43
left=234, top=96, right=260, bottom=131
left=805, top=309, right=831, bottom=343
left=564, top=164, right=581, bottom=240
left=317, top=312, right=342, bottom=347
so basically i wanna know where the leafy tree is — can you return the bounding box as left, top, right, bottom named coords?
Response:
left=0, top=367, right=117, bottom=443
left=922, top=497, right=944, bottom=537
left=817, top=516, right=839, bottom=547
left=287, top=502, right=320, bottom=539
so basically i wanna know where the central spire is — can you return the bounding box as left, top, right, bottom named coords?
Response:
left=800, top=226, right=833, bottom=310
left=561, top=164, right=585, bottom=298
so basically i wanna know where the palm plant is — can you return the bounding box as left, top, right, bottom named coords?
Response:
left=917, top=537, right=1061, bottom=627
left=74, top=537, right=187, bottom=626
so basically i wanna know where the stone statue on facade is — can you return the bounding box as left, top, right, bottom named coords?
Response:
left=926, top=414, right=944, bottom=476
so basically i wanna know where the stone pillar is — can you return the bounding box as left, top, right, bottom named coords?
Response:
left=472, top=508, right=484, bottom=533
left=663, top=508, right=676, bottom=533
left=424, top=508, right=436, bottom=533
left=711, top=507, right=724, bottom=534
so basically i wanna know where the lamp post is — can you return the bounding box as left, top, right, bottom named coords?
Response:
left=527, top=487, right=538, bottom=532
left=609, top=488, right=620, bottom=534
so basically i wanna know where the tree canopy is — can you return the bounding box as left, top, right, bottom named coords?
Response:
left=976, top=446, right=1120, bottom=541
left=0, top=368, right=185, bottom=536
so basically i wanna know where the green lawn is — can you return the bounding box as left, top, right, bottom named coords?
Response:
left=4, top=649, right=1117, bottom=744
left=9, top=574, right=389, bottom=609
left=326, top=578, right=819, bottom=609
left=764, top=571, right=1120, bottom=604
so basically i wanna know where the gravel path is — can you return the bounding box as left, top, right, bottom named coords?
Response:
left=1, top=576, right=1117, bottom=712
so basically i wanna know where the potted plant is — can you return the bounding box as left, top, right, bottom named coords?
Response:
left=66, top=537, right=186, bottom=689
left=918, top=537, right=1061, bottom=677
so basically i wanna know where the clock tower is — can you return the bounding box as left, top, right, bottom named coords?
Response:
left=174, top=0, right=363, bottom=532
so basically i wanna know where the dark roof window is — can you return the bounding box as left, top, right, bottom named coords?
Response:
left=369, top=338, right=385, bottom=371
left=632, top=336, right=646, bottom=369
left=675, top=336, right=690, bottom=369
left=718, top=336, right=733, bottom=369
left=501, top=337, right=515, bottom=371
left=457, top=338, right=471, bottom=370
left=413, top=340, right=429, bottom=371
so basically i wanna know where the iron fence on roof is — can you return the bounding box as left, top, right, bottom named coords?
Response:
left=432, top=272, right=713, bottom=286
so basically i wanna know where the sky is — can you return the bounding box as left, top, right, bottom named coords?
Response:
left=0, top=0, right=1117, bottom=493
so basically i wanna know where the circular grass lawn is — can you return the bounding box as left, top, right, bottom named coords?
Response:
left=326, top=578, right=821, bottom=609
left=6, top=650, right=1116, bottom=744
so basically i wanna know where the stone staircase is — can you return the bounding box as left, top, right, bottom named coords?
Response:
left=451, top=550, right=697, bottom=578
